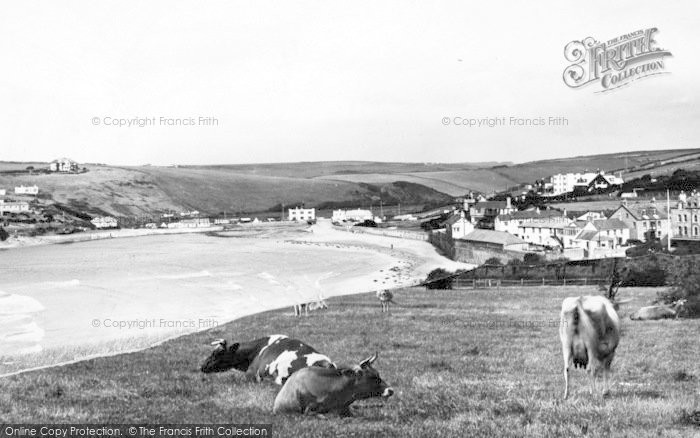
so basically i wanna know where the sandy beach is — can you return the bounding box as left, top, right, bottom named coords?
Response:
left=0, top=220, right=471, bottom=374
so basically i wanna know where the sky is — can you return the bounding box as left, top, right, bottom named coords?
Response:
left=0, top=1, right=698, bottom=166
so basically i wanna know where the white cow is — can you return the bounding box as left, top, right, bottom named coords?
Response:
left=559, top=295, right=628, bottom=399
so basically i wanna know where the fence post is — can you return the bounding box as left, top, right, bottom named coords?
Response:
left=542, top=277, right=545, bottom=286
left=563, top=278, right=566, bottom=286
left=472, top=279, right=476, bottom=289
left=521, top=278, right=524, bottom=286
left=584, top=278, right=587, bottom=286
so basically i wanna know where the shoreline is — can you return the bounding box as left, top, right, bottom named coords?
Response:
left=0, top=220, right=473, bottom=375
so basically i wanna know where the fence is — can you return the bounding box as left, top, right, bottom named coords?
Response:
left=453, top=277, right=610, bottom=289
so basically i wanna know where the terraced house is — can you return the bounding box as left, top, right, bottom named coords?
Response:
left=670, top=191, right=700, bottom=245
left=609, top=199, right=668, bottom=242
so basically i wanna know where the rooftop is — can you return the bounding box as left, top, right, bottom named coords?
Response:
left=462, top=229, right=527, bottom=246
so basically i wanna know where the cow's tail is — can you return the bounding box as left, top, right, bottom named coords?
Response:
left=570, top=301, right=589, bottom=369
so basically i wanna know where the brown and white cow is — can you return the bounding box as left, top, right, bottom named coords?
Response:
left=559, top=295, right=628, bottom=399
left=200, top=334, right=335, bottom=385
left=273, top=352, right=394, bottom=416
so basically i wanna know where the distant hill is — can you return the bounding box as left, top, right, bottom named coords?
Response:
left=0, top=148, right=697, bottom=219
left=315, top=148, right=700, bottom=196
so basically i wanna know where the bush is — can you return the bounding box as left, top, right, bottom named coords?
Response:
left=0, top=227, right=8, bottom=241
left=660, top=257, right=700, bottom=317
left=622, top=256, right=666, bottom=287
left=484, top=257, right=502, bottom=265
left=425, top=268, right=454, bottom=290
left=523, top=253, right=544, bottom=265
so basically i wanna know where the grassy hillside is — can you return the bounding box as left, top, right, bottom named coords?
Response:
left=317, top=149, right=700, bottom=196
left=1, top=148, right=697, bottom=219
left=2, top=286, right=698, bottom=437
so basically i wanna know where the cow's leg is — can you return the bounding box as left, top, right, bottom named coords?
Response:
left=562, top=347, right=571, bottom=399
left=588, top=365, right=596, bottom=396
left=602, top=367, right=610, bottom=397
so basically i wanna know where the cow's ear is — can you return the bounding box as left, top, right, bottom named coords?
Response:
left=230, top=342, right=240, bottom=352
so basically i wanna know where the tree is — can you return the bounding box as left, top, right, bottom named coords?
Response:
left=425, top=268, right=454, bottom=290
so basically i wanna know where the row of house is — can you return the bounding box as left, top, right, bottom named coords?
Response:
left=0, top=199, right=30, bottom=214
left=537, top=171, right=624, bottom=196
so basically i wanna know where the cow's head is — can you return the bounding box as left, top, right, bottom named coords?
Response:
left=200, top=339, right=246, bottom=373
left=343, top=352, right=394, bottom=400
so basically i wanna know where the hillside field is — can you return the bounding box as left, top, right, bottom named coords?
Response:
left=1, top=148, right=698, bottom=218
left=1, top=286, right=698, bottom=437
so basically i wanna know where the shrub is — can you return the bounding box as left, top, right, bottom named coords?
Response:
left=425, top=268, right=454, bottom=290
left=0, top=227, right=8, bottom=241
left=660, top=257, right=700, bottom=317
left=523, top=253, right=544, bottom=265
left=484, top=257, right=502, bottom=265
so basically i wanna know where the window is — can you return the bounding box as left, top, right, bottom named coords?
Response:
left=685, top=226, right=689, bottom=235
left=694, top=227, right=699, bottom=236
left=694, top=215, right=698, bottom=223
left=679, top=226, right=683, bottom=235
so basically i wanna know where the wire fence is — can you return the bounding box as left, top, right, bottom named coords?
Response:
left=453, top=277, right=610, bottom=289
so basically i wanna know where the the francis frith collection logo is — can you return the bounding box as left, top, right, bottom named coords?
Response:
left=563, top=28, right=672, bottom=92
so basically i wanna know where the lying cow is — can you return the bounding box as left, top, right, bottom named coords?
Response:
left=273, top=352, right=394, bottom=416
left=200, top=334, right=335, bottom=385
left=630, top=305, right=676, bottom=320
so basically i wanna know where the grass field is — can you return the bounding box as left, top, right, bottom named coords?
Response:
left=1, top=286, right=698, bottom=437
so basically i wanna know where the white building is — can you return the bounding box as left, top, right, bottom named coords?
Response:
left=494, top=208, right=566, bottom=235
left=288, top=207, right=316, bottom=222
left=14, top=185, right=39, bottom=195
left=167, top=218, right=211, bottom=228
left=91, top=216, right=118, bottom=229
left=548, top=171, right=623, bottom=195
left=517, top=219, right=569, bottom=247
left=444, top=211, right=474, bottom=239
left=0, top=200, right=30, bottom=214
left=332, top=209, right=373, bottom=222
left=0, top=189, right=6, bottom=196
left=49, top=158, right=79, bottom=172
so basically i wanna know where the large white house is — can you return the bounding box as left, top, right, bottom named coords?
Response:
left=14, top=185, right=39, bottom=195
left=332, top=209, right=373, bottom=222
left=91, top=216, right=118, bottom=229
left=494, top=208, right=566, bottom=235
left=288, top=207, right=315, bottom=222
left=546, top=171, right=624, bottom=195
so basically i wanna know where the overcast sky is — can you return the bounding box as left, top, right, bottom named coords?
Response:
left=0, top=1, right=697, bottom=166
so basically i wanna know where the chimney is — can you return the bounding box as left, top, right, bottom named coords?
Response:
left=506, top=196, right=512, bottom=209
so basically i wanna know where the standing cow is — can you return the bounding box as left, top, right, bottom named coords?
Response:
left=273, top=352, right=394, bottom=416
left=200, top=334, right=335, bottom=385
left=559, top=295, right=628, bottom=399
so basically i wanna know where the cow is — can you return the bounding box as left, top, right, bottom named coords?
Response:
left=630, top=305, right=676, bottom=320
left=273, top=352, right=394, bottom=416
left=377, top=290, right=397, bottom=313
left=630, top=299, right=688, bottom=320
left=200, top=335, right=335, bottom=385
left=559, top=295, right=629, bottom=399
left=293, top=293, right=329, bottom=317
